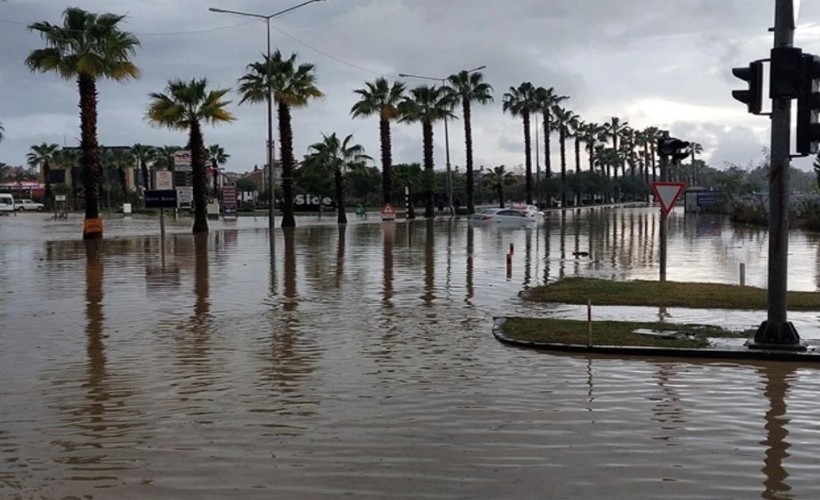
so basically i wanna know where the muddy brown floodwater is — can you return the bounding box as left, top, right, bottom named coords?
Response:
left=3, top=207, right=820, bottom=499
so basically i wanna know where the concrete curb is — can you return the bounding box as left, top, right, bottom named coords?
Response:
left=492, top=317, right=820, bottom=363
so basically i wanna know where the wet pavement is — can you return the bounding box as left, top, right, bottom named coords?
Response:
left=2, top=207, right=820, bottom=498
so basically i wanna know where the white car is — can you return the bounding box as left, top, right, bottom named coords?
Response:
left=470, top=208, right=537, bottom=226
left=16, top=199, right=45, bottom=211
left=511, top=204, right=545, bottom=218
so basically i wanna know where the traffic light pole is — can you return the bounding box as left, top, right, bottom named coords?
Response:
left=751, top=0, right=803, bottom=349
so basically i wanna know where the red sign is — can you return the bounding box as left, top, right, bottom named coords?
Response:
left=222, top=184, right=237, bottom=214
left=380, top=203, right=396, bottom=221
left=651, top=182, right=686, bottom=216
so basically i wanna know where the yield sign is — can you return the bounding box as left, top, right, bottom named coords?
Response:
left=651, top=182, right=686, bottom=216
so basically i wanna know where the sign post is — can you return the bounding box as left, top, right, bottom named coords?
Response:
left=145, top=190, right=178, bottom=252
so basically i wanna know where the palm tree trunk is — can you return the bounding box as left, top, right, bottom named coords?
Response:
left=523, top=111, right=532, bottom=205
left=560, top=127, right=567, bottom=207
left=335, top=169, right=347, bottom=225
left=79, top=74, right=102, bottom=240
left=211, top=158, right=219, bottom=199
left=379, top=117, right=392, bottom=206
left=497, top=185, right=504, bottom=208
left=142, top=160, right=150, bottom=191
left=43, top=160, right=52, bottom=211
left=544, top=112, right=551, bottom=178
left=422, top=120, right=435, bottom=218
left=190, top=120, right=209, bottom=234
left=574, top=137, right=581, bottom=206
left=463, top=99, right=476, bottom=214
left=278, top=101, right=296, bottom=228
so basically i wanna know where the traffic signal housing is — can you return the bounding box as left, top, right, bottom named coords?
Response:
left=732, top=61, right=764, bottom=114
left=796, top=54, right=820, bottom=156
left=658, top=138, right=691, bottom=160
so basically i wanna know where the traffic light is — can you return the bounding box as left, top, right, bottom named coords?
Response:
left=770, top=47, right=803, bottom=99
left=796, top=53, right=820, bottom=156
left=732, top=61, right=763, bottom=114
left=658, top=138, right=690, bottom=160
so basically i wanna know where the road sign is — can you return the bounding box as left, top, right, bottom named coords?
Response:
left=652, top=182, right=686, bottom=216
left=222, top=184, right=237, bottom=214
left=155, top=171, right=173, bottom=190
left=173, top=150, right=191, bottom=167
left=144, top=190, right=177, bottom=209
left=176, top=187, right=193, bottom=207
left=380, top=203, right=396, bottom=221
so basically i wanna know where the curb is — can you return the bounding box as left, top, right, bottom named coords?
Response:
left=492, top=317, right=820, bottom=363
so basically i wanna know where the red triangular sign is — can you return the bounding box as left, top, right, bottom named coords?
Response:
left=651, top=182, right=686, bottom=215
left=381, top=203, right=395, bottom=214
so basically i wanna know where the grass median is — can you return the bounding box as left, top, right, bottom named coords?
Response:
left=497, top=278, right=808, bottom=348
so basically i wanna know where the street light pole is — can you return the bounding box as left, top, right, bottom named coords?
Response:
left=398, top=65, right=486, bottom=216
left=209, top=0, right=325, bottom=234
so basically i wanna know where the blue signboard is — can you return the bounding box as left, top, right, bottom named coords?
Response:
left=696, top=192, right=720, bottom=207
left=144, top=189, right=178, bottom=209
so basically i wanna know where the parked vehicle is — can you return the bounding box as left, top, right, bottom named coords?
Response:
left=0, top=194, right=14, bottom=214
left=469, top=208, right=537, bottom=226
left=15, top=199, right=44, bottom=211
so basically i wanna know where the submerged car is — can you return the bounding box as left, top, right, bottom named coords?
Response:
left=511, top=203, right=545, bottom=218
left=469, top=208, right=538, bottom=226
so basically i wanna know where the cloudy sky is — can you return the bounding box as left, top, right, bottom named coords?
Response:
left=1, top=0, right=819, bottom=174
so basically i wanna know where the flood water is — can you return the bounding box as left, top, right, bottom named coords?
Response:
left=3, top=206, right=820, bottom=499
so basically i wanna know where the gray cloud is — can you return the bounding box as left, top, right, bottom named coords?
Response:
left=1, top=0, right=819, bottom=174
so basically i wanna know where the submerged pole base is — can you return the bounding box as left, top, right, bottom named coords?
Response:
left=746, top=320, right=807, bottom=351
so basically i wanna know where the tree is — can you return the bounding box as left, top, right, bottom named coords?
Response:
left=814, top=153, right=820, bottom=190
left=207, top=144, right=229, bottom=199
left=26, top=7, right=140, bottom=239
left=131, top=143, right=156, bottom=191
left=502, top=82, right=538, bottom=204
left=0, top=121, right=4, bottom=143
left=351, top=77, right=405, bottom=206
left=483, top=165, right=517, bottom=208
left=534, top=86, right=569, bottom=184
left=690, top=142, right=704, bottom=185
left=447, top=70, right=493, bottom=214
left=153, top=145, right=181, bottom=171
left=146, top=78, right=235, bottom=234
left=237, top=50, right=323, bottom=228
left=552, top=106, right=578, bottom=207
left=398, top=84, right=454, bottom=218
left=103, top=147, right=132, bottom=201
left=303, top=133, right=371, bottom=224
left=26, top=142, right=59, bottom=208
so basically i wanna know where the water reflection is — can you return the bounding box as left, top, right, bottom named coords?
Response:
left=47, top=240, right=142, bottom=486
left=6, top=207, right=820, bottom=496
left=761, top=365, right=795, bottom=498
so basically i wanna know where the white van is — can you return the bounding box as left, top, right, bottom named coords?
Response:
left=0, top=194, right=14, bottom=214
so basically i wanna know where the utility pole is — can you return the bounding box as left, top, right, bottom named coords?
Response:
left=751, top=0, right=803, bottom=349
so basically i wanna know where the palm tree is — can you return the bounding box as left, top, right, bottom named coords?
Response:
left=502, top=82, right=538, bottom=204
left=483, top=165, right=516, bottom=208
left=131, top=143, right=156, bottom=192
left=237, top=50, right=322, bottom=228
left=103, top=147, right=132, bottom=202
left=26, top=7, right=140, bottom=239
left=690, top=142, right=703, bottom=184
left=207, top=144, right=229, bottom=199
left=146, top=78, right=235, bottom=234
left=534, top=87, right=569, bottom=183
left=607, top=117, right=628, bottom=180
left=303, top=133, right=371, bottom=224
left=398, top=85, right=455, bottom=218
left=553, top=107, right=578, bottom=207
left=26, top=143, right=59, bottom=209
left=446, top=70, right=493, bottom=214
left=351, top=77, right=405, bottom=206
left=0, top=121, right=4, bottom=143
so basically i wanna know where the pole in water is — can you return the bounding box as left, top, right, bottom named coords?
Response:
left=160, top=208, right=167, bottom=268
left=587, top=300, right=592, bottom=347
left=506, top=253, right=512, bottom=278
left=740, top=262, right=746, bottom=286
left=509, top=243, right=514, bottom=255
